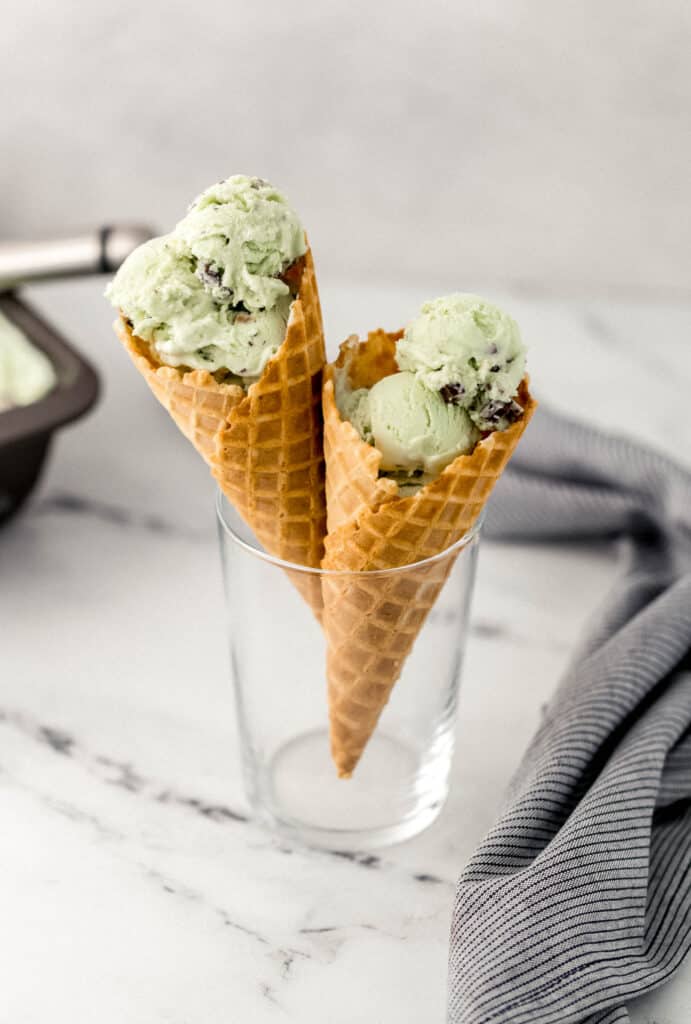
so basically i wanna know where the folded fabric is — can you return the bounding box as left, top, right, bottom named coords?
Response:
left=448, top=405, right=691, bottom=1024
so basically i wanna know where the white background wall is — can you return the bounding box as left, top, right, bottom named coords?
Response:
left=3, top=1, right=690, bottom=299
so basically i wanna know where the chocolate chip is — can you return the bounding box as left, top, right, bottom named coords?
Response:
left=488, top=343, right=498, bottom=355
left=199, top=260, right=222, bottom=283
left=197, top=261, right=233, bottom=301
left=490, top=364, right=501, bottom=372
left=250, top=177, right=269, bottom=190
left=479, top=398, right=523, bottom=426
left=440, top=382, right=466, bottom=405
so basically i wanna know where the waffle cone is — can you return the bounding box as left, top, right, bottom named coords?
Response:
left=116, top=246, right=327, bottom=614
left=322, top=331, right=536, bottom=776
left=117, top=321, right=245, bottom=465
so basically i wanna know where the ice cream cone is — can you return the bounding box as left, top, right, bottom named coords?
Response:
left=322, top=331, right=536, bottom=776
left=116, top=246, right=327, bottom=614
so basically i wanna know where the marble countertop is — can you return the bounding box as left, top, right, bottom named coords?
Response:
left=2, top=279, right=690, bottom=1023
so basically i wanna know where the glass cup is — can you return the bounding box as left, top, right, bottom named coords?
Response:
left=217, top=494, right=482, bottom=851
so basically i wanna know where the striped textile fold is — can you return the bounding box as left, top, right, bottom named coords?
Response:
left=448, top=406, right=691, bottom=1024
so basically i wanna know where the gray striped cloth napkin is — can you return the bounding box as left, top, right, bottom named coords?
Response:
left=448, top=405, right=691, bottom=1024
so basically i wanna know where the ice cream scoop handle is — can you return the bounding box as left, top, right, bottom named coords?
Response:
left=0, top=225, right=155, bottom=290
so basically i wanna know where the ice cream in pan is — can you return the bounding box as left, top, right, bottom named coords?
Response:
left=107, top=176, right=327, bottom=612
left=0, top=311, right=56, bottom=412
left=322, top=295, right=535, bottom=776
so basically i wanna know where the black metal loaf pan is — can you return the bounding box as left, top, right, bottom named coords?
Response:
left=0, top=292, right=99, bottom=524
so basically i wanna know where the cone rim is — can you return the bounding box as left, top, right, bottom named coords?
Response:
left=217, top=490, right=483, bottom=577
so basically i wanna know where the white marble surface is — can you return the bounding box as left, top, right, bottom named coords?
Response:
left=2, top=279, right=690, bottom=1023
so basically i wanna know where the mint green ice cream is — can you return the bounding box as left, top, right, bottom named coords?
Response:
left=0, top=311, right=56, bottom=412
left=106, top=175, right=306, bottom=381
left=336, top=368, right=479, bottom=487
left=106, top=235, right=291, bottom=376
left=336, top=293, right=527, bottom=491
left=368, top=372, right=479, bottom=476
left=177, top=176, right=306, bottom=313
left=396, top=294, right=526, bottom=431
left=335, top=378, right=373, bottom=444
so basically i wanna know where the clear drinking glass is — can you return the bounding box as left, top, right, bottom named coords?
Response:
left=217, top=493, right=482, bottom=851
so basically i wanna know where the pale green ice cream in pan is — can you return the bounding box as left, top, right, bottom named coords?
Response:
left=336, top=294, right=527, bottom=490
left=106, top=175, right=306, bottom=382
left=0, top=310, right=56, bottom=412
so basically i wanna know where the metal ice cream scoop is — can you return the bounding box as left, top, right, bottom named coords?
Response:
left=0, top=225, right=156, bottom=291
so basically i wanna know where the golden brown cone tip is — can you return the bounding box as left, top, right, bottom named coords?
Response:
left=322, top=329, right=536, bottom=777
left=114, top=246, right=327, bottom=614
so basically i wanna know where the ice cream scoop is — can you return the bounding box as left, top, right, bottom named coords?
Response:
left=396, top=294, right=526, bottom=431
left=0, top=310, right=56, bottom=411
left=337, top=369, right=479, bottom=481
left=0, top=225, right=154, bottom=291
left=106, top=175, right=306, bottom=381
left=106, top=236, right=290, bottom=377
left=368, top=372, right=479, bottom=476
left=176, top=175, right=306, bottom=313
